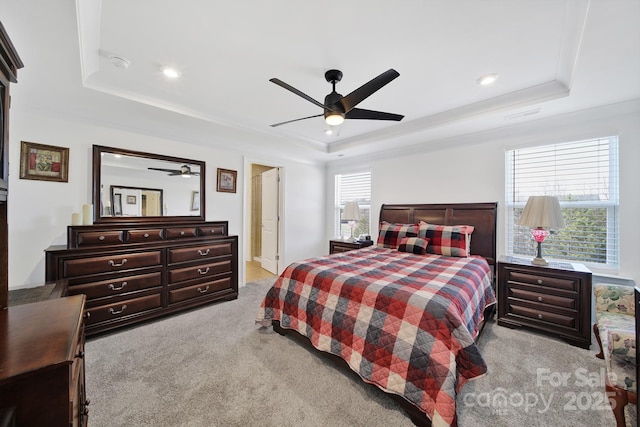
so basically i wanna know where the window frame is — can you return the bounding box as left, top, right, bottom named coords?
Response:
left=334, top=170, right=372, bottom=239
left=505, top=137, right=619, bottom=270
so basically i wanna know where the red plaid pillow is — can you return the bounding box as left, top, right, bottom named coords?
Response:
left=397, top=237, right=430, bottom=255
left=418, top=221, right=474, bottom=257
left=377, top=222, right=419, bottom=249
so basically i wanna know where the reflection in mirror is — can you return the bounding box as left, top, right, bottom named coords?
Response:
left=109, top=185, right=163, bottom=217
left=93, top=145, right=205, bottom=223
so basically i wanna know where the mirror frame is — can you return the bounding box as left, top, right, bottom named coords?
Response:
left=92, top=145, right=206, bottom=224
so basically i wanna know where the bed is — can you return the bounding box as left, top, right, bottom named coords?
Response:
left=255, top=202, right=497, bottom=427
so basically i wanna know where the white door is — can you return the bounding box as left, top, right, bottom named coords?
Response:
left=261, top=168, right=279, bottom=274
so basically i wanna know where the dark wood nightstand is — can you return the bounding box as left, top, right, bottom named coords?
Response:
left=329, top=239, right=374, bottom=254
left=497, top=255, right=592, bottom=349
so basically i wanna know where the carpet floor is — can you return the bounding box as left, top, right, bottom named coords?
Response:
left=84, top=278, right=635, bottom=426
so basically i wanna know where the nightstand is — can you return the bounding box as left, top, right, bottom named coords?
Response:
left=329, top=239, right=374, bottom=254
left=497, top=255, right=592, bottom=349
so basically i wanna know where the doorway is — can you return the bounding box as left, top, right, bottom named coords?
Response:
left=246, top=163, right=281, bottom=283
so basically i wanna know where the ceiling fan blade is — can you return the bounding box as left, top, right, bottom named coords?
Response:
left=148, top=167, right=179, bottom=173
left=269, top=78, right=327, bottom=110
left=345, top=108, right=404, bottom=121
left=339, top=69, right=400, bottom=113
left=270, top=113, right=323, bottom=127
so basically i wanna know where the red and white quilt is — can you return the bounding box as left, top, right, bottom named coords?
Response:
left=256, top=246, right=495, bottom=427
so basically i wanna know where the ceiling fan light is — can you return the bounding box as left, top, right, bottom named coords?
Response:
left=325, top=113, right=345, bottom=126
left=181, top=173, right=191, bottom=178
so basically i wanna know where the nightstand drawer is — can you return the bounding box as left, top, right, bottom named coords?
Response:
left=508, top=287, right=576, bottom=309
left=508, top=303, right=576, bottom=329
left=507, top=271, right=578, bottom=292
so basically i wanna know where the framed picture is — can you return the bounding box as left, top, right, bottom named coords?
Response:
left=126, top=195, right=137, bottom=204
left=113, top=194, right=122, bottom=216
left=19, top=141, right=69, bottom=182
left=217, top=168, right=237, bottom=193
left=191, top=191, right=200, bottom=211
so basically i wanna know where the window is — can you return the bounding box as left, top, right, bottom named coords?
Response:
left=334, top=171, right=371, bottom=238
left=505, top=137, right=619, bottom=269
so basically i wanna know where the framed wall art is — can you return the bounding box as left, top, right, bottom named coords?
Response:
left=217, top=168, right=237, bottom=193
left=19, top=141, right=69, bottom=182
left=126, top=195, right=137, bottom=204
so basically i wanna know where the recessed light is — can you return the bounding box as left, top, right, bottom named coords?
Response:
left=162, top=66, right=181, bottom=79
left=477, top=73, right=499, bottom=86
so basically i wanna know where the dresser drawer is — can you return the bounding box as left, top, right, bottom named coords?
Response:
left=198, top=224, right=226, bottom=236
left=85, top=293, right=162, bottom=325
left=165, top=227, right=197, bottom=239
left=128, top=228, right=164, bottom=243
left=67, top=271, right=162, bottom=300
left=168, top=259, right=232, bottom=284
left=507, top=270, right=578, bottom=292
left=507, top=287, right=577, bottom=309
left=168, top=276, right=232, bottom=304
left=507, top=302, right=577, bottom=329
left=76, top=230, right=125, bottom=247
left=62, top=250, right=162, bottom=277
left=168, top=242, right=233, bottom=264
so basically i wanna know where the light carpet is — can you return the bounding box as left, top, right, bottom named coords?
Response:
left=85, top=278, right=635, bottom=426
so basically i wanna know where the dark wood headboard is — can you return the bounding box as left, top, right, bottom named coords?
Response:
left=379, top=202, right=498, bottom=266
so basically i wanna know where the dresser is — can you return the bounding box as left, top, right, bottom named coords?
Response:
left=0, top=294, right=88, bottom=426
left=497, top=256, right=592, bottom=349
left=329, top=239, right=374, bottom=254
left=45, top=221, right=238, bottom=336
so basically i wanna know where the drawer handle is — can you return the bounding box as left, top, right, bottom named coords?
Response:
left=198, top=285, right=210, bottom=294
left=210, top=229, right=218, bottom=234
left=538, top=296, right=543, bottom=302
left=98, top=235, right=105, bottom=241
left=198, top=249, right=210, bottom=256
left=537, top=279, right=543, bottom=285
left=538, top=313, right=543, bottom=319
left=108, top=281, right=127, bottom=291
left=180, top=231, right=185, bottom=236
left=108, top=258, right=128, bottom=267
left=143, top=233, right=150, bottom=238
left=197, top=267, right=210, bottom=275
left=109, top=305, right=127, bottom=315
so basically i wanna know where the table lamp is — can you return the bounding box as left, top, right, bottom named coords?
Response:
left=343, top=201, right=361, bottom=242
left=518, top=196, right=565, bottom=266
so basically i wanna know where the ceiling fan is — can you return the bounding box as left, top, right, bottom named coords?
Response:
left=147, top=165, right=199, bottom=177
left=269, top=69, right=404, bottom=127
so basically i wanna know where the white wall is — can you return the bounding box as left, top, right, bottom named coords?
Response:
left=7, top=107, right=326, bottom=288
left=327, top=101, right=640, bottom=284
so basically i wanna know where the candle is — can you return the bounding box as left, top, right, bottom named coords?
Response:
left=71, top=213, right=81, bottom=225
left=82, top=204, right=93, bottom=225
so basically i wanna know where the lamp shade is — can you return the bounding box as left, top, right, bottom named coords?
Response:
left=518, top=196, right=565, bottom=229
left=343, top=201, right=361, bottom=221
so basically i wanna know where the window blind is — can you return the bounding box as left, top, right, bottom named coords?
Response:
left=505, top=137, right=619, bottom=268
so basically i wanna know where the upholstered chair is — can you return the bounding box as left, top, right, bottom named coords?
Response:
left=593, top=283, right=637, bottom=427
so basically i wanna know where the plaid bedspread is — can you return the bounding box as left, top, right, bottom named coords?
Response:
left=255, top=247, right=495, bottom=427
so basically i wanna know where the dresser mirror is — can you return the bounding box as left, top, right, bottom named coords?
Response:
left=93, top=145, right=205, bottom=223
